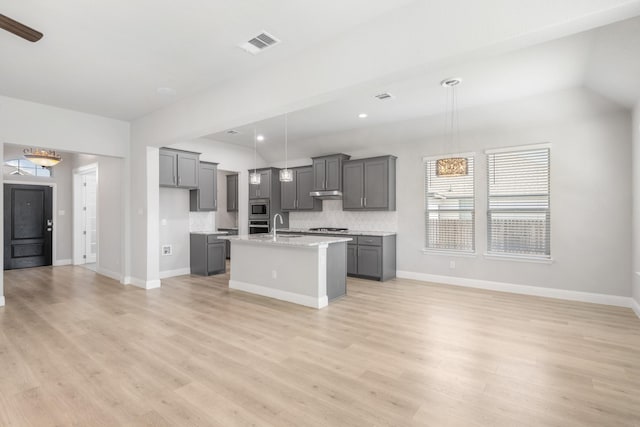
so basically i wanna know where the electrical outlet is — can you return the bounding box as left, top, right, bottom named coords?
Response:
left=449, top=260, right=456, bottom=269
left=272, top=270, right=277, bottom=279
left=161, top=245, right=172, bottom=256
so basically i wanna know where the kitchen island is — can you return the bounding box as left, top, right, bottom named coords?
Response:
left=219, top=234, right=352, bottom=309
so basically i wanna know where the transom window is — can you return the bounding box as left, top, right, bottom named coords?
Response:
left=3, top=159, right=52, bottom=177
left=487, top=146, right=550, bottom=258
left=424, top=155, right=475, bottom=252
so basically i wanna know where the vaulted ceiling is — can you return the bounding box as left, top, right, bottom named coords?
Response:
left=1, top=0, right=640, bottom=159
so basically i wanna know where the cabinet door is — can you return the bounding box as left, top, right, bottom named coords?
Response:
left=363, top=158, right=388, bottom=209
left=342, top=161, right=364, bottom=209
left=281, top=173, right=297, bottom=210
left=357, top=245, right=382, bottom=278
left=159, top=150, right=177, bottom=186
left=259, top=170, right=271, bottom=198
left=347, top=244, right=358, bottom=275
left=226, top=174, right=238, bottom=212
left=296, top=167, right=316, bottom=210
left=177, top=152, right=199, bottom=188
left=207, top=242, right=226, bottom=274
left=196, top=163, right=217, bottom=211
left=312, top=158, right=326, bottom=190
left=249, top=178, right=260, bottom=199
left=325, top=157, right=341, bottom=191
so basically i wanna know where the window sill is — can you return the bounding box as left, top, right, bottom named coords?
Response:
left=483, top=253, right=554, bottom=264
left=422, top=249, right=477, bottom=258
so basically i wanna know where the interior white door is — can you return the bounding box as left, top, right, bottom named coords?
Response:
left=82, top=173, right=97, bottom=263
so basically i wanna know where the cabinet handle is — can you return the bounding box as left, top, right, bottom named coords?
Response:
left=173, top=175, right=176, bottom=184
left=364, top=197, right=367, bottom=207
left=214, top=199, right=217, bottom=209
left=360, top=197, right=363, bottom=207
left=177, top=176, right=181, bottom=185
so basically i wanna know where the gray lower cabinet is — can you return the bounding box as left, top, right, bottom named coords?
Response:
left=190, top=162, right=218, bottom=211
left=343, top=155, right=396, bottom=211
left=218, top=228, right=238, bottom=259
left=347, top=235, right=396, bottom=281
left=226, top=174, right=238, bottom=212
left=282, top=166, right=322, bottom=211
left=190, top=234, right=226, bottom=276
left=159, top=148, right=200, bottom=189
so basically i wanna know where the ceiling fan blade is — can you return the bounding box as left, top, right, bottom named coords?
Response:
left=0, top=14, right=43, bottom=42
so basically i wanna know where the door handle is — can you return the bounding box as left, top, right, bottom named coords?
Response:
left=47, top=219, right=53, bottom=226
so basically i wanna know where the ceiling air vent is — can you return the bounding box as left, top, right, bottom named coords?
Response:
left=239, top=31, right=280, bottom=55
left=226, top=130, right=240, bottom=135
left=374, top=92, right=395, bottom=100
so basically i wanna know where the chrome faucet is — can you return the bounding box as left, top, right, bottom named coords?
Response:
left=272, top=213, right=283, bottom=239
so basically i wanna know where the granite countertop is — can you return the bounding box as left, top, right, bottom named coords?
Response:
left=190, top=231, right=229, bottom=235
left=219, top=233, right=353, bottom=247
left=279, top=228, right=396, bottom=237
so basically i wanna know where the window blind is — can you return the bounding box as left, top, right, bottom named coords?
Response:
left=487, top=147, right=550, bottom=257
left=425, top=156, right=475, bottom=252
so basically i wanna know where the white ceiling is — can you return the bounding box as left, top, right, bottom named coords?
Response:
left=203, top=16, right=640, bottom=162
left=0, top=0, right=414, bottom=119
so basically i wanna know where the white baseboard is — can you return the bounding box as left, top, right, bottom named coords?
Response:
left=229, top=280, right=328, bottom=309
left=129, top=277, right=161, bottom=290
left=397, top=270, right=633, bottom=308
left=96, top=267, right=122, bottom=282
left=122, top=276, right=132, bottom=285
left=53, top=259, right=72, bottom=266
left=632, top=298, right=640, bottom=319
left=159, top=268, right=191, bottom=279
left=0, top=296, right=5, bottom=307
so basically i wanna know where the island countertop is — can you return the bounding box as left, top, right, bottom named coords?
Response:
left=218, top=233, right=352, bottom=247
left=279, top=228, right=396, bottom=237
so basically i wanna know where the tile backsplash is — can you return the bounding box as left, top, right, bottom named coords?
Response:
left=189, top=211, right=216, bottom=232
left=289, top=200, right=397, bottom=232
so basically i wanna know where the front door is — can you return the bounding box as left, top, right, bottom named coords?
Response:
left=3, top=184, right=53, bottom=270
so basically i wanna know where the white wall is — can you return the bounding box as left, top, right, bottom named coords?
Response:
left=342, top=110, right=632, bottom=298
left=632, top=101, right=640, bottom=313
left=159, top=188, right=190, bottom=276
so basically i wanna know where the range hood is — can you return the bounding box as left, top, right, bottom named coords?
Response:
left=310, top=190, right=343, bottom=200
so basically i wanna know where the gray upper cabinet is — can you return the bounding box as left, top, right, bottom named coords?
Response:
left=342, top=161, right=364, bottom=209
left=226, top=174, right=238, bottom=212
left=249, top=169, right=272, bottom=199
left=159, top=148, right=200, bottom=189
left=311, top=154, right=350, bottom=191
left=342, top=155, right=396, bottom=211
left=190, top=162, right=218, bottom=211
left=282, top=166, right=322, bottom=211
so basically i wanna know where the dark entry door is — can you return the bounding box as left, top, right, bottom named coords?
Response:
left=4, top=184, right=53, bottom=270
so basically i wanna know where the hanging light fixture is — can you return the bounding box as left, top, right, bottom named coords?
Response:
left=23, top=148, right=62, bottom=167
left=436, top=77, right=468, bottom=177
left=249, top=128, right=261, bottom=185
left=279, top=113, right=293, bottom=182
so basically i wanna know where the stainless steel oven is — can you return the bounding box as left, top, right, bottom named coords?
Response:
left=249, top=200, right=269, bottom=220
left=249, top=220, right=269, bottom=234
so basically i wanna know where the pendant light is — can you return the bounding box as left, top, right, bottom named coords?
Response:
left=436, top=78, right=468, bottom=177
left=279, top=113, right=293, bottom=182
left=23, top=148, right=62, bottom=167
left=249, top=128, right=261, bottom=185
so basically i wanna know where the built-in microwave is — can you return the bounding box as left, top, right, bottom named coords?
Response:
left=249, top=200, right=269, bottom=219
left=249, top=220, right=269, bottom=234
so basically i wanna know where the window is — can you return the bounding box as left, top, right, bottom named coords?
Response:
left=424, top=155, right=475, bottom=252
left=3, top=159, right=51, bottom=177
left=487, top=146, right=550, bottom=258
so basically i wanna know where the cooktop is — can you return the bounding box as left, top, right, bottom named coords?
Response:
left=309, top=227, right=349, bottom=232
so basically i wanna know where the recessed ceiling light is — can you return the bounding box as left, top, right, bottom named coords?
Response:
left=156, top=87, right=176, bottom=96
left=358, top=113, right=368, bottom=119
left=256, top=134, right=265, bottom=141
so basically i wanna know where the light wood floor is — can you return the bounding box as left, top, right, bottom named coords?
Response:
left=1, top=266, right=639, bottom=426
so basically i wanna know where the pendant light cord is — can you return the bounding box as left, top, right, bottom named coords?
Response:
left=253, top=128, right=257, bottom=175
left=284, top=113, right=288, bottom=170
